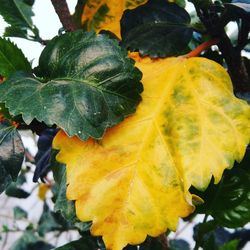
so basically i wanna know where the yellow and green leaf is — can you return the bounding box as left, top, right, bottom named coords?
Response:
left=53, top=55, right=250, bottom=250
left=81, top=0, right=147, bottom=37
left=81, top=0, right=187, bottom=37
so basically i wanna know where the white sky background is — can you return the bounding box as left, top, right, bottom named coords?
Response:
left=0, top=1, right=248, bottom=249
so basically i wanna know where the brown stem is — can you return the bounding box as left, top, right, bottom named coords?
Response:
left=182, top=38, right=220, bottom=58
left=50, top=0, right=77, bottom=32
left=158, top=234, right=168, bottom=250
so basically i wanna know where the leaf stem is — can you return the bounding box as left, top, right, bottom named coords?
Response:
left=50, top=0, right=77, bottom=32
left=182, top=38, right=220, bottom=58
left=158, top=233, right=168, bottom=250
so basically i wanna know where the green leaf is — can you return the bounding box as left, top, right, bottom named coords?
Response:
left=169, top=239, right=190, bottom=250
left=37, top=203, right=70, bottom=237
left=0, top=38, right=31, bottom=77
left=171, top=0, right=186, bottom=8
left=0, top=31, right=142, bottom=140
left=14, top=206, right=28, bottom=219
left=139, top=237, right=165, bottom=250
left=24, top=0, right=35, bottom=6
left=53, top=237, right=98, bottom=250
left=4, top=26, right=31, bottom=39
left=9, top=231, right=54, bottom=250
left=0, top=121, right=24, bottom=194
left=194, top=162, right=250, bottom=228
left=193, top=220, right=219, bottom=250
left=120, top=0, right=193, bottom=57
left=5, top=183, right=30, bottom=198
left=52, top=159, right=91, bottom=232
left=0, top=0, right=35, bottom=38
left=219, top=240, right=239, bottom=250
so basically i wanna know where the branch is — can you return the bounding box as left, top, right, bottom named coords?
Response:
left=182, top=38, right=220, bottom=58
left=158, top=234, right=169, bottom=250
left=51, top=0, right=77, bottom=32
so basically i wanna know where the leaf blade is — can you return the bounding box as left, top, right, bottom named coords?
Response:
left=0, top=38, right=31, bottom=77
left=53, top=55, right=250, bottom=249
left=0, top=120, right=24, bottom=194
left=120, top=0, right=193, bottom=57
left=0, top=0, right=35, bottom=38
left=0, top=31, right=143, bottom=140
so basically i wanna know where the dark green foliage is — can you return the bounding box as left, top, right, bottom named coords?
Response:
left=37, top=203, right=70, bottom=236
left=0, top=38, right=31, bottom=77
left=169, top=239, right=190, bottom=250
left=121, top=0, right=193, bottom=57
left=0, top=31, right=143, bottom=140
left=9, top=231, right=54, bottom=250
left=14, top=206, right=28, bottom=220
left=0, top=121, right=24, bottom=194
left=52, top=160, right=91, bottom=232
left=0, top=0, right=37, bottom=39
left=193, top=152, right=250, bottom=228
left=219, top=240, right=239, bottom=250
left=53, top=236, right=99, bottom=250
left=5, top=183, right=30, bottom=198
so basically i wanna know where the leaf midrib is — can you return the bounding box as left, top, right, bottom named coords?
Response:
left=13, top=0, right=33, bottom=29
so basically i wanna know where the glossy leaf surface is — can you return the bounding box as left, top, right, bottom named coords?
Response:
left=0, top=121, right=24, bottom=194
left=0, top=31, right=142, bottom=140
left=121, top=0, right=193, bottom=57
left=54, top=55, right=250, bottom=249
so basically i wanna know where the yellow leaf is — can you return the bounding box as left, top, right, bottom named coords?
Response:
left=81, top=0, right=147, bottom=37
left=53, top=55, right=250, bottom=250
left=38, top=183, right=50, bottom=200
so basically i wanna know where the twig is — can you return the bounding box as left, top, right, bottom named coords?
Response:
left=182, top=38, right=220, bottom=58
left=50, top=0, right=77, bottom=32
left=158, top=233, right=168, bottom=250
